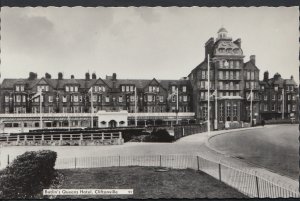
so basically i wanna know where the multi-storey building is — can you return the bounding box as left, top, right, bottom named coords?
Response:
left=188, top=28, right=260, bottom=126
left=259, top=71, right=298, bottom=121
left=0, top=72, right=193, bottom=124
left=0, top=27, right=297, bottom=128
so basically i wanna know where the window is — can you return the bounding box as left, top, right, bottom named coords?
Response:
left=182, top=86, right=186, bottom=92
left=66, top=86, right=69, bottom=92
left=264, top=104, right=268, bottom=111
left=73, top=95, right=78, bottom=102
left=272, top=104, right=275, bottom=111
left=292, top=104, right=296, bottom=111
left=219, top=60, right=223, bottom=68
left=121, top=86, right=125, bottom=92
left=225, top=71, right=229, bottom=79
left=62, top=96, right=67, bottom=102
left=235, top=61, right=240, bottom=68
left=219, top=104, right=223, bottom=121
left=272, top=94, right=275, bottom=100
left=159, top=96, right=164, bottom=102
left=226, top=103, right=231, bottom=118
left=247, top=71, right=250, bottom=80
left=264, top=95, right=267, bottom=101
left=230, top=61, right=234, bottom=68
left=5, top=96, right=9, bottom=103
left=119, top=96, right=123, bottom=103
left=48, top=96, right=53, bottom=102
left=287, top=104, right=291, bottom=112
left=183, top=96, right=187, bottom=102
left=130, top=86, right=134, bottom=92
left=251, top=71, right=254, bottom=80
left=235, top=83, right=239, bottom=90
left=277, top=105, right=281, bottom=113
left=290, top=86, right=294, bottom=91
left=278, top=94, right=282, bottom=100
left=93, top=95, right=97, bottom=102
left=288, top=95, right=291, bottom=100
left=218, top=82, right=223, bottom=90
left=225, top=83, right=229, bottom=90
left=261, top=85, right=265, bottom=90
left=130, top=96, right=135, bottom=102
left=172, top=86, right=176, bottom=92
left=45, top=85, right=49, bottom=91
left=16, top=95, right=21, bottom=102
left=148, top=95, right=153, bottom=102
left=236, top=71, right=240, bottom=80
left=292, top=95, right=295, bottom=100
left=219, top=71, right=223, bottom=80
left=126, top=86, right=129, bottom=92
left=233, top=104, right=237, bottom=117
left=16, top=85, right=20, bottom=91
left=274, top=86, right=278, bottom=91
left=172, top=95, right=176, bottom=102
left=105, top=96, right=110, bottom=102
left=201, top=71, right=206, bottom=79
left=79, top=96, right=82, bottom=102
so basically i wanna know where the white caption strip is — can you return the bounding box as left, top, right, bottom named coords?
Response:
left=43, top=189, right=133, bottom=195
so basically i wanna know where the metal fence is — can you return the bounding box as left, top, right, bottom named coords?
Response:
left=49, top=154, right=300, bottom=198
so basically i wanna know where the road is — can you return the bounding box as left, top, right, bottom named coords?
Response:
left=208, top=124, right=298, bottom=180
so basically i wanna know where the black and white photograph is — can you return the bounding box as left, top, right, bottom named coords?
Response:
left=0, top=5, right=299, bottom=199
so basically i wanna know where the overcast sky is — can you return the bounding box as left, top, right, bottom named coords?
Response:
left=1, top=7, right=299, bottom=82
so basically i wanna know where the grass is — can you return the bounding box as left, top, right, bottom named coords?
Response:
left=209, top=125, right=298, bottom=179
left=56, top=166, right=247, bottom=199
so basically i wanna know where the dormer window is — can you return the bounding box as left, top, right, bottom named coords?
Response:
left=171, top=86, right=176, bottom=92
left=121, top=85, right=134, bottom=92
left=93, top=85, right=105, bottom=92
left=274, top=85, right=278, bottom=91
left=182, top=86, right=187, bottom=92
left=66, top=85, right=79, bottom=92
left=149, top=86, right=159, bottom=93
left=37, top=85, right=49, bottom=92
left=15, top=85, right=25, bottom=92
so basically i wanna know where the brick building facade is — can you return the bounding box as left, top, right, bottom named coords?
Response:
left=0, top=27, right=298, bottom=126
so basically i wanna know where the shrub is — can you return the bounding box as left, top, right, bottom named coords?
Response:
left=145, top=129, right=175, bottom=142
left=0, top=150, right=57, bottom=199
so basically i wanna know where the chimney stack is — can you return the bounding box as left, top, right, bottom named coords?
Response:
left=45, top=73, right=51, bottom=79
left=250, top=55, right=256, bottom=65
left=71, top=75, right=74, bottom=79
left=234, top=38, right=241, bottom=48
left=58, top=72, right=63, bottom=80
left=92, top=73, right=97, bottom=79
left=85, top=72, right=90, bottom=80
left=263, top=71, right=269, bottom=82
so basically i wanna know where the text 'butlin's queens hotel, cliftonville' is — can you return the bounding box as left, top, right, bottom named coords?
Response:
left=0, top=28, right=298, bottom=128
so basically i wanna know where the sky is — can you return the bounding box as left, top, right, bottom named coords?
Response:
left=1, top=7, right=299, bottom=82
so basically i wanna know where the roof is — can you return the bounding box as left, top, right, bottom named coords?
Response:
left=1, top=77, right=191, bottom=91
left=218, top=27, right=228, bottom=33
left=284, top=78, right=297, bottom=86
left=243, top=61, right=259, bottom=71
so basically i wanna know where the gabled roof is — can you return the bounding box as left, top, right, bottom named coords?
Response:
left=284, top=79, right=297, bottom=86
left=243, top=61, right=259, bottom=71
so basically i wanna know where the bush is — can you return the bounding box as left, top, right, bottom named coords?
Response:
left=0, top=150, right=57, bottom=199
left=144, top=129, right=175, bottom=142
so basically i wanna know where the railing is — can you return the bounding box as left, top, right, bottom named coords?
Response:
left=3, top=154, right=297, bottom=198
left=0, top=132, right=122, bottom=145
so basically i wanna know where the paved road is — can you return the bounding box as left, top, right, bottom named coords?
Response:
left=0, top=125, right=298, bottom=195
left=208, top=124, right=298, bottom=180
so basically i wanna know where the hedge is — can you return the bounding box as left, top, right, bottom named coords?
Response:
left=0, top=150, right=57, bottom=199
left=144, top=129, right=175, bottom=142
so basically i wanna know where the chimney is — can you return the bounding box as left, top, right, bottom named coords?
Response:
left=263, top=71, right=269, bottom=82
left=92, top=73, right=97, bottom=79
left=291, top=75, right=294, bottom=80
left=273, top=73, right=281, bottom=80
left=205, top=37, right=215, bottom=58
left=58, top=72, right=63, bottom=80
left=85, top=72, right=90, bottom=80
left=112, top=73, right=117, bottom=80
left=28, top=72, right=37, bottom=80
left=71, top=75, right=74, bottom=79
left=250, top=55, right=256, bottom=65
left=45, top=73, right=51, bottom=79
left=234, top=38, right=241, bottom=48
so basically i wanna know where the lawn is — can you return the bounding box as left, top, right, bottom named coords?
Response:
left=56, top=166, right=247, bottom=199
left=209, top=125, right=298, bottom=180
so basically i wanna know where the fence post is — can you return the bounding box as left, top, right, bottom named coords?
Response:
left=7, top=154, right=9, bottom=166
left=159, top=155, right=162, bottom=167
left=75, top=157, right=77, bottom=169
left=197, top=156, right=200, bottom=171
left=255, top=176, right=260, bottom=198
left=119, top=155, right=121, bottom=167
left=218, top=163, right=222, bottom=181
